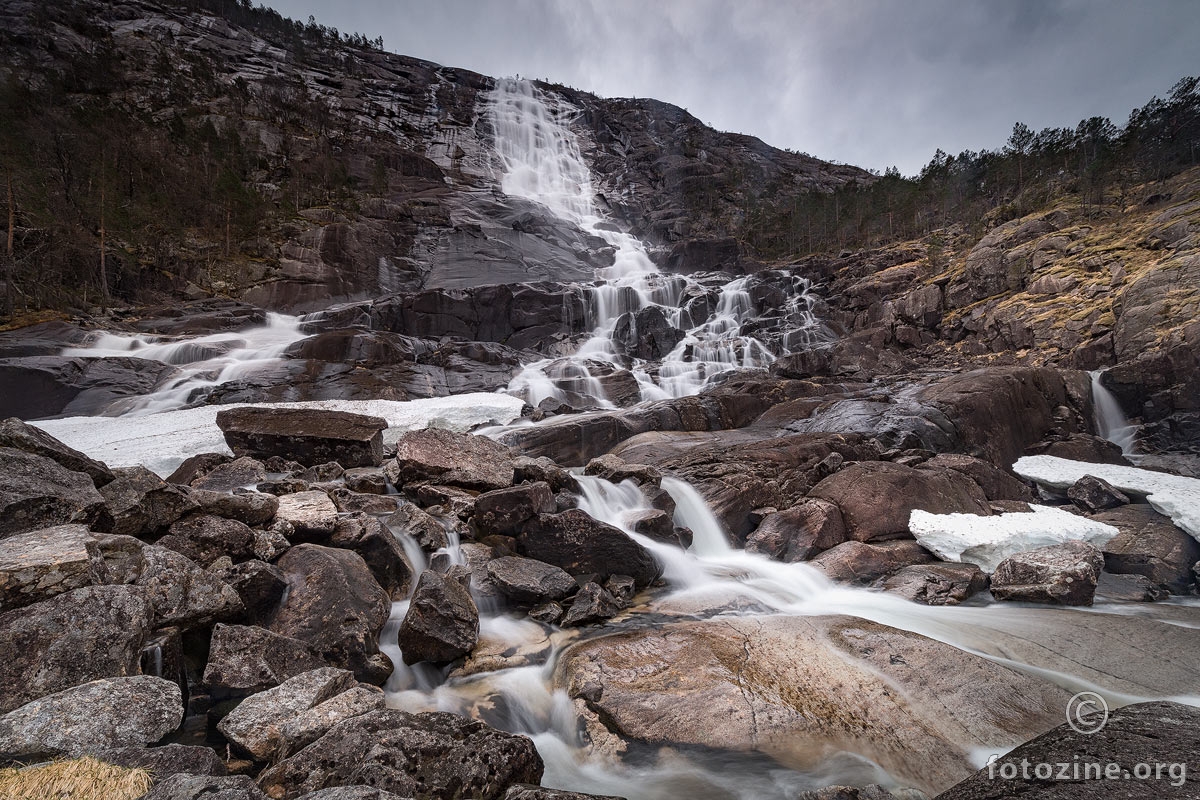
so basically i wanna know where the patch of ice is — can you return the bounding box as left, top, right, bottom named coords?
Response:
left=1014, top=455, right=1200, bottom=541
left=32, top=394, right=526, bottom=478
left=909, top=505, right=1120, bottom=573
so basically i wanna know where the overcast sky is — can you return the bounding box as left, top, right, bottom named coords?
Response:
left=267, top=0, right=1200, bottom=176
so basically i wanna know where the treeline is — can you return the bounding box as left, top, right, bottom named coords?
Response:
left=182, top=0, right=384, bottom=53
left=742, top=77, right=1200, bottom=259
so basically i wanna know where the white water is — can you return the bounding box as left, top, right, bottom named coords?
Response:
left=490, top=78, right=827, bottom=408
left=60, top=313, right=309, bottom=415
left=1090, top=369, right=1138, bottom=456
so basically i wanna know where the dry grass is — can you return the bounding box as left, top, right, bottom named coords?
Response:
left=0, top=757, right=153, bottom=800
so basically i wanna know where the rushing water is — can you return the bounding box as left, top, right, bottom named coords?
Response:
left=1090, top=369, right=1138, bottom=457
left=490, top=78, right=828, bottom=407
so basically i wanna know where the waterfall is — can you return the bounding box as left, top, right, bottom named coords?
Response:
left=489, top=78, right=818, bottom=408
left=1090, top=370, right=1137, bottom=456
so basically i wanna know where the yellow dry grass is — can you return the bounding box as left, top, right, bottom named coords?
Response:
left=0, top=757, right=153, bottom=800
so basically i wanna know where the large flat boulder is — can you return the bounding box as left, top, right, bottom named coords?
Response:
left=991, top=540, right=1105, bottom=605
left=97, top=466, right=197, bottom=538
left=203, top=624, right=328, bottom=697
left=217, top=407, right=388, bottom=468
left=1097, top=504, right=1200, bottom=592
left=0, top=525, right=108, bottom=611
left=0, top=584, right=154, bottom=714
left=0, top=447, right=106, bottom=539
left=387, top=428, right=515, bottom=491
left=517, top=510, right=661, bottom=586
left=256, top=710, right=544, bottom=800
left=0, top=676, right=182, bottom=759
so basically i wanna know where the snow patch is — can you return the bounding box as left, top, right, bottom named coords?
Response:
left=1014, top=455, right=1200, bottom=541
left=33, top=394, right=526, bottom=478
left=909, top=505, right=1120, bottom=573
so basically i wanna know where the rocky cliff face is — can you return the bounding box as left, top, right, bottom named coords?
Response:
left=0, top=0, right=869, bottom=311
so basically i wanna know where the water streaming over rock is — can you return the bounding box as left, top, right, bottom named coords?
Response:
left=1090, top=369, right=1138, bottom=456
left=490, top=78, right=827, bottom=407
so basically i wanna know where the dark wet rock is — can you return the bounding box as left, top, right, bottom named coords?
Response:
left=328, top=488, right=400, bottom=515
left=190, top=457, right=269, bottom=493
left=562, top=582, right=621, bottom=627
left=991, top=541, right=1104, bottom=606
left=0, top=417, right=114, bottom=486
left=203, top=624, right=327, bottom=697
left=166, top=452, right=235, bottom=486
left=582, top=454, right=661, bottom=486
left=159, top=514, right=258, bottom=567
left=398, top=570, right=479, bottom=665
left=342, top=468, right=387, bottom=495
left=796, top=788, right=902, bottom=800
left=217, top=408, right=387, bottom=468
left=0, top=355, right=177, bottom=420
left=810, top=540, right=936, bottom=584
left=809, top=461, right=990, bottom=543
left=919, top=454, right=1035, bottom=502
left=96, top=743, right=228, bottom=778
left=136, top=545, right=243, bottom=630
left=518, top=510, right=661, bottom=587
left=254, top=526, right=293, bottom=562
left=0, top=525, right=109, bottom=611
left=624, top=508, right=676, bottom=543
left=265, top=545, right=391, bottom=683
left=1096, top=571, right=1168, bottom=602
left=1067, top=474, right=1131, bottom=513
left=0, top=584, right=153, bottom=713
left=473, top=482, right=556, bottom=535
left=217, top=667, right=359, bottom=761
left=0, top=676, right=182, bottom=758
left=299, top=462, right=345, bottom=483
left=382, top=501, right=448, bottom=553
left=612, top=305, right=683, bottom=360
left=486, top=556, right=577, bottom=604
left=295, top=789, right=408, bottom=800
left=143, top=773, right=268, bottom=800
left=745, top=499, right=846, bottom=561
left=98, top=466, right=196, bottom=538
left=528, top=602, right=564, bottom=625
left=1097, top=505, right=1200, bottom=593
left=275, top=491, right=339, bottom=537
left=328, top=514, right=413, bottom=599
left=189, top=489, right=279, bottom=526
left=881, top=563, right=988, bottom=605
left=505, top=785, right=627, bottom=800
left=512, top=456, right=579, bottom=493
left=604, top=574, right=637, bottom=607
left=256, top=709, right=544, bottom=800
left=0, top=447, right=106, bottom=538
left=388, top=428, right=515, bottom=491
left=1026, top=433, right=1131, bottom=466
left=935, top=701, right=1200, bottom=799
left=211, top=560, right=289, bottom=618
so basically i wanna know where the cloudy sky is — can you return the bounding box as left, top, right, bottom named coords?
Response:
left=268, top=0, right=1200, bottom=176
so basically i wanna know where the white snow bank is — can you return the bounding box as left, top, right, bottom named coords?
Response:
left=33, top=394, right=526, bottom=477
left=1014, top=455, right=1200, bottom=541
left=909, top=505, right=1120, bottom=573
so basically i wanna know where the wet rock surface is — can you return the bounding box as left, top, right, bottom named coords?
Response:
left=217, top=408, right=388, bottom=468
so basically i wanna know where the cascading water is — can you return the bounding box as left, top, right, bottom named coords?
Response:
left=489, top=78, right=824, bottom=408
left=1090, top=370, right=1138, bottom=456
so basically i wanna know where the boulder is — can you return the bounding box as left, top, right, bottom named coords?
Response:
left=808, top=461, right=990, bottom=542
left=485, top=556, right=577, bottom=604
left=217, top=667, right=360, bottom=761
left=275, top=685, right=386, bottom=760
left=582, top=454, right=661, bottom=486
left=96, top=743, right=228, bottom=778
left=0, top=676, right=182, bottom=758
left=158, top=515, right=258, bottom=567
left=294, top=790, right=408, bottom=800
left=512, top=456, right=579, bottom=493
left=203, top=624, right=327, bottom=696
left=612, top=305, right=683, bottom=360
left=382, top=501, right=448, bottom=553
left=745, top=499, right=846, bottom=561
left=1096, top=571, right=1168, bottom=602
left=518, top=510, right=661, bottom=586
left=397, top=570, right=479, bottom=665
left=919, top=453, right=1035, bottom=501
left=528, top=602, right=564, bottom=625
left=211, top=560, right=289, bottom=617
left=275, top=491, right=339, bottom=537
left=505, top=786, right=626, bottom=800
left=98, top=466, right=196, bottom=538
left=880, top=563, right=988, bottom=605
left=388, top=428, right=515, bottom=490
left=265, top=545, right=391, bottom=683
left=1068, top=474, right=1131, bottom=512
left=0, top=525, right=109, bottom=611
left=0, top=584, right=153, bottom=714
left=1028, top=433, right=1130, bottom=466
left=0, top=447, right=105, bottom=538
left=342, top=468, right=388, bottom=495
left=143, top=774, right=268, bottom=800
left=256, top=710, right=544, bottom=800
left=561, top=582, right=620, bottom=627
left=936, top=701, right=1200, bottom=799
left=328, top=488, right=400, bottom=515
left=191, top=457, right=268, bottom=492
left=0, top=417, right=113, bottom=486
left=556, top=614, right=1070, bottom=796
left=216, top=408, right=388, bottom=468
left=809, top=540, right=935, bottom=584
left=473, top=482, right=556, bottom=535
left=188, top=489, right=279, bottom=526
left=328, top=515, right=413, bottom=598
left=1097, top=504, right=1200, bottom=592
left=991, top=541, right=1105, bottom=605
left=135, top=545, right=243, bottom=630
